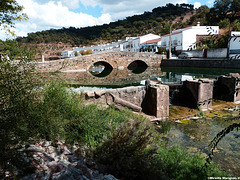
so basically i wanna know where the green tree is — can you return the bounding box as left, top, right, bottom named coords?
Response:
left=218, top=18, right=231, bottom=28
left=210, top=0, right=240, bottom=23
left=0, top=0, right=28, bottom=35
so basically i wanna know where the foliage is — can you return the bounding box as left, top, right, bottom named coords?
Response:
left=92, top=120, right=164, bottom=179
left=156, top=47, right=167, bottom=55
left=0, top=40, right=37, bottom=59
left=189, top=5, right=210, bottom=25
left=0, top=0, right=28, bottom=35
left=218, top=18, right=231, bottom=29
left=0, top=68, right=230, bottom=178
left=0, top=44, right=41, bottom=177
left=74, top=51, right=78, bottom=56
left=157, top=146, right=228, bottom=180
left=64, top=104, right=130, bottom=146
left=92, top=117, right=228, bottom=180
left=32, top=81, right=142, bottom=146
left=232, top=19, right=240, bottom=31
left=31, top=81, right=82, bottom=141
left=80, top=49, right=93, bottom=55
left=196, top=33, right=229, bottom=49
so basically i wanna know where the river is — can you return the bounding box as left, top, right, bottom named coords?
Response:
left=52, top=65, right=240, bottom=176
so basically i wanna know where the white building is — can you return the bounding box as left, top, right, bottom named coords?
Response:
left=71, top=33, right=161, bottom=54
left=122, top=37, right=140, bottom=52
left=161, top=22, right=219, bottom=51
left=61, top=50, right=75, bottom=58
left=140, top=38, right=162, bottom=52
left=229, top=31, right=240, bottom=59
left=73, top=40, right=124, bottom=54
left=122, top=33, right=161, bottom=52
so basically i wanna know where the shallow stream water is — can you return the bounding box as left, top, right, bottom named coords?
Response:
left=167, top=113, right=240, bottom=176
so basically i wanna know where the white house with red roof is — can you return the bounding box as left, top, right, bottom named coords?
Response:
left=140, top=38, right=162, bottom=52
left=161, top=22, right=219, bottom=51
left=122, top=33, right=161, bottom=52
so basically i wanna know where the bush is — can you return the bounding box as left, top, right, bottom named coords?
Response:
left=64, top=105, right=138, bottom=146
left=32, top=81, right=82, bottom=141
left=80, top=49, right=93, bottom=55
left=92, top=120, right=164, bottom=180
left=0, top=51, right=41, bottom=177
left=157, top=146, right=229, bottom=179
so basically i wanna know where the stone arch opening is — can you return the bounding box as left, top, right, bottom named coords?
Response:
left=89, top=61, right=113, bottom=77
left=127, top=60, right=148, bottom=74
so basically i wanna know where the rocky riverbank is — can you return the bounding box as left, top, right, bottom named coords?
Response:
left=18, top=141, right=117, bottom=180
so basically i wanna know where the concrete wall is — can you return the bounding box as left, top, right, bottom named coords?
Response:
left=183, top=49, right=204, bottom=58
left=185, top=48, right=227, bottom=58
left=161, top=59, right=240, bottom=69
left=207, top=48, right=227, bottom=58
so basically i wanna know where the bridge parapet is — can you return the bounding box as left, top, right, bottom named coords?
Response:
left=36, top=51, right=166, bottom=72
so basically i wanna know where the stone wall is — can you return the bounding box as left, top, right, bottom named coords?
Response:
left=183, top=79, right=213, bottom=111
left=85, top=84, right=169, bottom=120
left=214, top=73, right=240, bottom=103
left=36, top=51, right=166, bottom=72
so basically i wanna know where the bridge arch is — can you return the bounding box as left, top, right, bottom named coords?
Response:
left=88, top=61, right=113, bottom=77
left=127, top=60, right=148, bottom=74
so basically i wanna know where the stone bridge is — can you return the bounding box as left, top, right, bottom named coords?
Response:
left=37, top=51, right=166, bottom=72
left=50, top=67, right=166, bottom=87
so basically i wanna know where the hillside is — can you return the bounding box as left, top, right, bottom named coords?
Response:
left=12, top=3, right=197, bottom=60
left=5, top=1, right=240, bottom=60
left=17, top=3, right=194, bottom=46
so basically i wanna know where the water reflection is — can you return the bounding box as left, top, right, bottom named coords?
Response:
left=52, top=66, right=165, bottom=89
left=127, top=60, right=148, bottom=74
left=50, top=66, right=240, bottom=92
left=89, top=61, right=113, bottom=77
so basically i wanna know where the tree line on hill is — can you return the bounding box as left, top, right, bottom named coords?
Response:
left=14, top=1, right=240, bottom=48
left=15, top=3, right=194, bottom=46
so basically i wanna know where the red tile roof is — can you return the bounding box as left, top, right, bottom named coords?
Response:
left=162, top=31, right=182, bottom=37
left=141, top=38, right=161, bottom=45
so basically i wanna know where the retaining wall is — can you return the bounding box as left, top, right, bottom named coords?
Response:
left=161, top=59, right=240, bottom=69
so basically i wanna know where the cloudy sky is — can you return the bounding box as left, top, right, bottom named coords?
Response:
left=1, top=0, right=214, bottom=40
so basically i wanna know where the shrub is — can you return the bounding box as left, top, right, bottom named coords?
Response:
left=92, top=120, right=164, bottom=179
left=32, top=81, right=82, bottom=141
left=80, top=49, right=93, bottom=55
left=157, top=146, right=229, bottom=179
left=64, top=105, right=136, bottom=146
left=0, top=51, right=41, bottom=177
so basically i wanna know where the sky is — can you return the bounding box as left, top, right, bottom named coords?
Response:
left=0, top=0, right=214, bottom=40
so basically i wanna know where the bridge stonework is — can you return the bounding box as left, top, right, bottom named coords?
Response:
left=37, top=51, right=166, bottom=72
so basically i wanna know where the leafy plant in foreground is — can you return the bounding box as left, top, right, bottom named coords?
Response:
left=0, top=53, right=40, bottom=178
left=92, top=119, right=163, bottom=180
